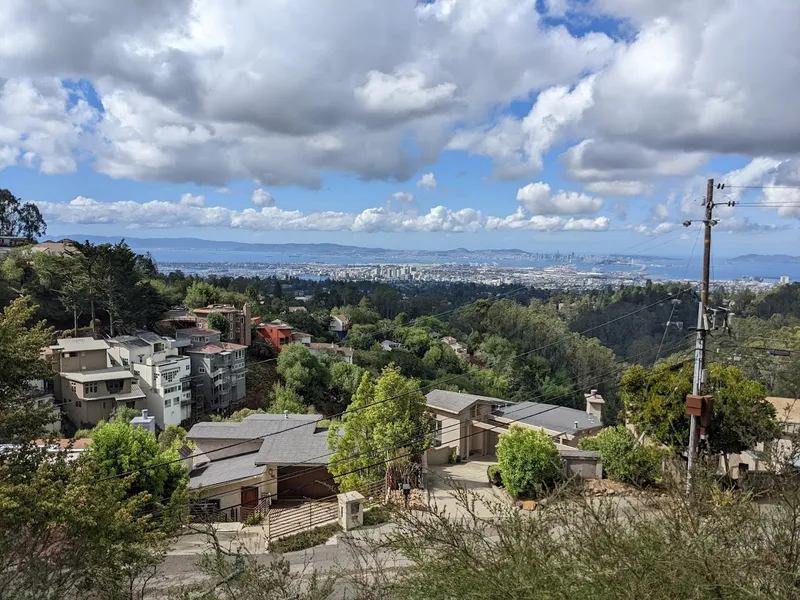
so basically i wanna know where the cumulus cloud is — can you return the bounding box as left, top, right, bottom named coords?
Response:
left=179, top=193, right=205, bottom=207
left=251, top=188, right=275, bottom=207
left=0, top=0, right=617, bottom=185
left=516, top=182, right=603, bottom=215
left=417, top=172, right=437, bottom=189
left=584, top=180, right=653, bottom=197
left=449, top=76, right=597, bottom=178
left=390, top=192, right=415, bottom=204
left=486, top=208, right=610, bottom=231
left=34, top=195, right=624, bottom=235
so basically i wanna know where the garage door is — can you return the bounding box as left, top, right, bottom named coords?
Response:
left=277, top=466, right=338, bottom=500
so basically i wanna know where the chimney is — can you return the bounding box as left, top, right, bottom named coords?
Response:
left=141, top=409, right=149, bottom=419
left=574, top=421, right=579, bottom=430
left=284, top=410, right=289, bottom=419
left=585, top=390, right=605, bottom=421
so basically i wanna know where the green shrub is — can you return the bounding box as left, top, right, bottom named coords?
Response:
left=496, top=426, right=562, bottom=499
left=578, top=426, right=662, bottom=486
left=363, top=505, right=391, bottom=527
left=269, top=522, right=342, bottom=553
left=243, top=512, right=265, bottom=527
left=487, top=464, right=503, bottom=486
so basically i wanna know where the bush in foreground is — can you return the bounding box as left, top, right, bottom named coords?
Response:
left=578, top=425, right=663, bottom=486
left=496, top=426, right=561, bottom=498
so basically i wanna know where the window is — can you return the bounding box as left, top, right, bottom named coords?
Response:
left=204, top=337, right=209, bottom=343
left=122, top=358, right=129, bottom=367
left=137, top=354, right=144, bottom=363
left=75, top=400, right=82, bottom=408
left=102, top=402, right=106, bottom=409
left=432, top=419, right=443, bottom=447
left=63, top=352, right=71, bottom=358
left=84, top=382, right=98, bottom=395
left=126, top=401, right=135, bottom=409
left=199, top=367, right=206, bottom=374
left=70, top=381, right=77, bottom=393
left=163, top=371, right=176, bottom=383
left=185, top=365, right=190, bottom=371
left=106, top=380, right=124, bottom=394
left=165, top=398, right=171, bottom=407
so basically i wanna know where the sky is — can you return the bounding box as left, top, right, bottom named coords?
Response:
left=1, top=0, right=800, bottom=258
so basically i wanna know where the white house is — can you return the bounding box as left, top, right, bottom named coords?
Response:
left=108, top=333, right=193, bottom=429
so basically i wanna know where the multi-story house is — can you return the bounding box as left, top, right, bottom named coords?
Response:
left=107, top=333, right=193, bottom=429
left=177, top=328, right=247, bottom=414
left=255, top=319, right=294, bottom=351
left=50, top=337, right=147, bottom=427
left=192, top=304, right=252, bottom=347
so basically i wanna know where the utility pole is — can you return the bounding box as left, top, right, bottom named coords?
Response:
left=686, top=178, right=716, bottom=489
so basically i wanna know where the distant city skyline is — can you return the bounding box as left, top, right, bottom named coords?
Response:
left=2, top=1, right=799, bottom=256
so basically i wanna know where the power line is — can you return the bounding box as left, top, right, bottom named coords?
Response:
left=187, top=341, right=698, bottom=519
left=141, top=333, right=697, bottom=513
left=97, top=288, right=692, bottom=484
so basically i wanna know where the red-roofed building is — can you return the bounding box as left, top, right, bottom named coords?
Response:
left=256, top=320, right=301, bottom=352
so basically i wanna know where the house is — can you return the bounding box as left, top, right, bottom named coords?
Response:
left=50, top=337, right=147, bottom=427
left=291, top=330, right=313, bottom=345
left=186, top=414, right=335, bottom=521
left=59, top=366, right=147, bottom=427
left=255, top=319, right=313, bottom=351
left=31, top=239, right=77, bottom=256
left=179, top=329, right=247, bottom=413
left=0, top=235, right=29, bottom=253
left=308, top=342, right=354, bottom=364
left=425, top=389, right=604, bottom=464
left=727, top=397, right=800, bottom=475
left=255, top=320, right=294, bottom=351
left=381, top=340, right=402, bottom=351
left=329, top=315, right=351, bottom=338
left=441, top=336, right=467, bottom=356
left=192, top=304, right=252, bottom=346
left=107, top=333, right=193, bottom=429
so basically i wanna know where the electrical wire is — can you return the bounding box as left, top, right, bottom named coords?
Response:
left=97, top=288, right=691, bottom=484
left=142, top=333, right=696, bottom=514
left=186, top=340, right=698, bottom=521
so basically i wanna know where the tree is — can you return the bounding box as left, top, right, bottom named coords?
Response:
left=495, top=426, right=561, bottom=498
left=94, top=241, right=141, bottom=336
left=267, top=383, right=308, bottom=414
left=69, top=241, right=104, bottom=333
left=185, top=281, right=222, bottom=309
left=207, top=311, right=230, bottom=340
left=578, top=426, right=663, bottom=486
left=0, top=297, right=53, bottom=443
left=621, top=362, right=781, bottom=456
left=0, top=189, right=46, bottom=240
left=276, top=343, right=330, bottom=405
left=158, top=424, right=189, bottom=452
left=85, top=421, right=187, bottom=504
left=328, top=366, right=433, bottom=491
left=0, top=454, right=179, bottom=600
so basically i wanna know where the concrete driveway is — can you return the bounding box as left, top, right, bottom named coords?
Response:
left=426, top=456, right=507, bottom=516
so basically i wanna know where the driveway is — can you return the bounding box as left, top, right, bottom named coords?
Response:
left=426, top=455, right=506, bottom=516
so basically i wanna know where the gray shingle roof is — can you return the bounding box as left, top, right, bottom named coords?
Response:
left=254, top=427, right=330, bottom=466
left=186, top=413, right=321, bottom=440
left=425, top=389, right=502, bottom=414
left=189, top=452, right=266, bottom=489
left=494, top=402, right=600, bottom=434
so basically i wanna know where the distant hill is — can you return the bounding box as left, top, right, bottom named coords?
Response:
left=732, top=254, right=800, bottom=264
left=44, top=235, right=552, bottom=261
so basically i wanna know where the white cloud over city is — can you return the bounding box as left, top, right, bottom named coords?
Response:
left=0, top=0, right=798, bottom=240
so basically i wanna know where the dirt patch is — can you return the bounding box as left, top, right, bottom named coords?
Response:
left=581, top=479, right=665, bottom=497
